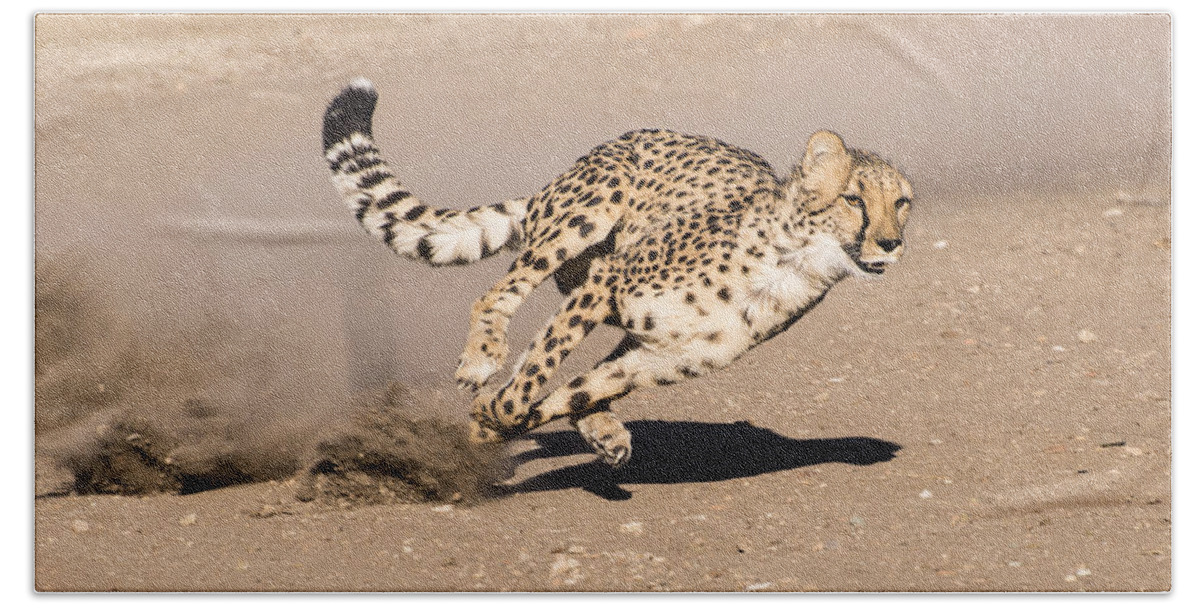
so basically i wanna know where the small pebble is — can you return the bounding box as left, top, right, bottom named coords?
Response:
left=933, top=240, right=949, bottom=249
left=71, top=519, right=89, bottom=533
left=179, top=513, right=197, bottom=526
left=919, top=489, right=933, bottom=499
left=1076, top=568, right=1092, bottom=577
left=1077, top=329, right=1097, bottom=343
left=620, top=521, right=645, bottom=535
left=1102, top=208, right=1124, bottom=218
left=746, top=582, right=774, bottom=591
left=431, top=504, right=454, bottom=513
left=549, top=554, right=582, bottom=585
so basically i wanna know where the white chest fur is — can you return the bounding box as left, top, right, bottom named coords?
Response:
left=743, top=232, right=863, bottom=332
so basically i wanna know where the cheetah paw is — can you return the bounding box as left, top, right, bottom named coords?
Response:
left=455, top=347, right=503, bottom=391
left=467, top=418, right=505, bottom=444
left=574, top=411, right=632, bottom=468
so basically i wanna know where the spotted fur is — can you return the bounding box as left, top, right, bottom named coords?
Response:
left=323, top=79, right=527, bottom=266
left=322, top=79, right=914, bottom=467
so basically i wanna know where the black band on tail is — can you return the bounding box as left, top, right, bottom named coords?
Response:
left=322, top=80, right=378, bottom=150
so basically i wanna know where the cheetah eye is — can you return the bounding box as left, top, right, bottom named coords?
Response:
left=843, top=194, right=864, bottom=207
left=895, top=197, right=911, bottom=209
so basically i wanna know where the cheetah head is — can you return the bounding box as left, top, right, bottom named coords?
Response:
left=792, top=131, right=914, bottom=275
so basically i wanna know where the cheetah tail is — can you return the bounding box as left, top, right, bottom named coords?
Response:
left=322, top=79, right=528, bottom=266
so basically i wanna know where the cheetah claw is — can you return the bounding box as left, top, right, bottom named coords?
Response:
left=467, top=418, right=505, bottom=444
left=455, top=353, right=500, bottom=392
left=574, top=411, right=633, bottom=468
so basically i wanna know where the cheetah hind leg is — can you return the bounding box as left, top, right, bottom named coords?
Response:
left=572, top=408, right=632, bottom=468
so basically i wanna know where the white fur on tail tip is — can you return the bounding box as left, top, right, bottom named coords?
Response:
left=348, top=77, right=375, bottom=92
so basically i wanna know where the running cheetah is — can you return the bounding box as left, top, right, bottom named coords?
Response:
left=323, top=79, right=913, bottom=467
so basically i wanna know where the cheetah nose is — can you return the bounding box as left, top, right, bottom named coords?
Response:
left=876, top=238, right=903, bottom=253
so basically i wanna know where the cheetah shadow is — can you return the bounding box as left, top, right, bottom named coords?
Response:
left=500, top=420, right=902, bottom=501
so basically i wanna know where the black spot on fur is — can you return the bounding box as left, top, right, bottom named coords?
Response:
left=402, top=204, right=427, bottom=221
left=377, top=190, right=412, bottom=209
left=415, top=238, right=434, bottom=260
left=356, top=171, right=391, bottom=190
left=568, top=391, right=591, bottom=411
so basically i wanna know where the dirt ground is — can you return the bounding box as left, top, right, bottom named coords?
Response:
left=32, top=14, right=1171, bottom=592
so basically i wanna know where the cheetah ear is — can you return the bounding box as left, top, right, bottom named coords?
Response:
left=796, top=130, right=853, bottom=206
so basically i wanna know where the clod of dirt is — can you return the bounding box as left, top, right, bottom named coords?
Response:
left=296, top=383, right=510, bottom=506
left=54, top=407, right=303, bottom=496
left=59, top=414, right=185, bottom=495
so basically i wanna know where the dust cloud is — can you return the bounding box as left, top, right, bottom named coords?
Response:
left=35, top=257, right=507, bottom=503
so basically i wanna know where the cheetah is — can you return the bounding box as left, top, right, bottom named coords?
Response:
left=323, top=79, right=913, bottom=467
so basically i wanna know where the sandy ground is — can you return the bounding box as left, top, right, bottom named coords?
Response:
left=32, top=14, right=1171, bottom=592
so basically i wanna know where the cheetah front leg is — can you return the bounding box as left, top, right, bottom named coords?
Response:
left=468, top=277, right=612, bottom=440
left=455, top=276, right=530, bottom=392
left=455, top=250, right=604, bottom=391
left=455, top=187, right=623, bottom=391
